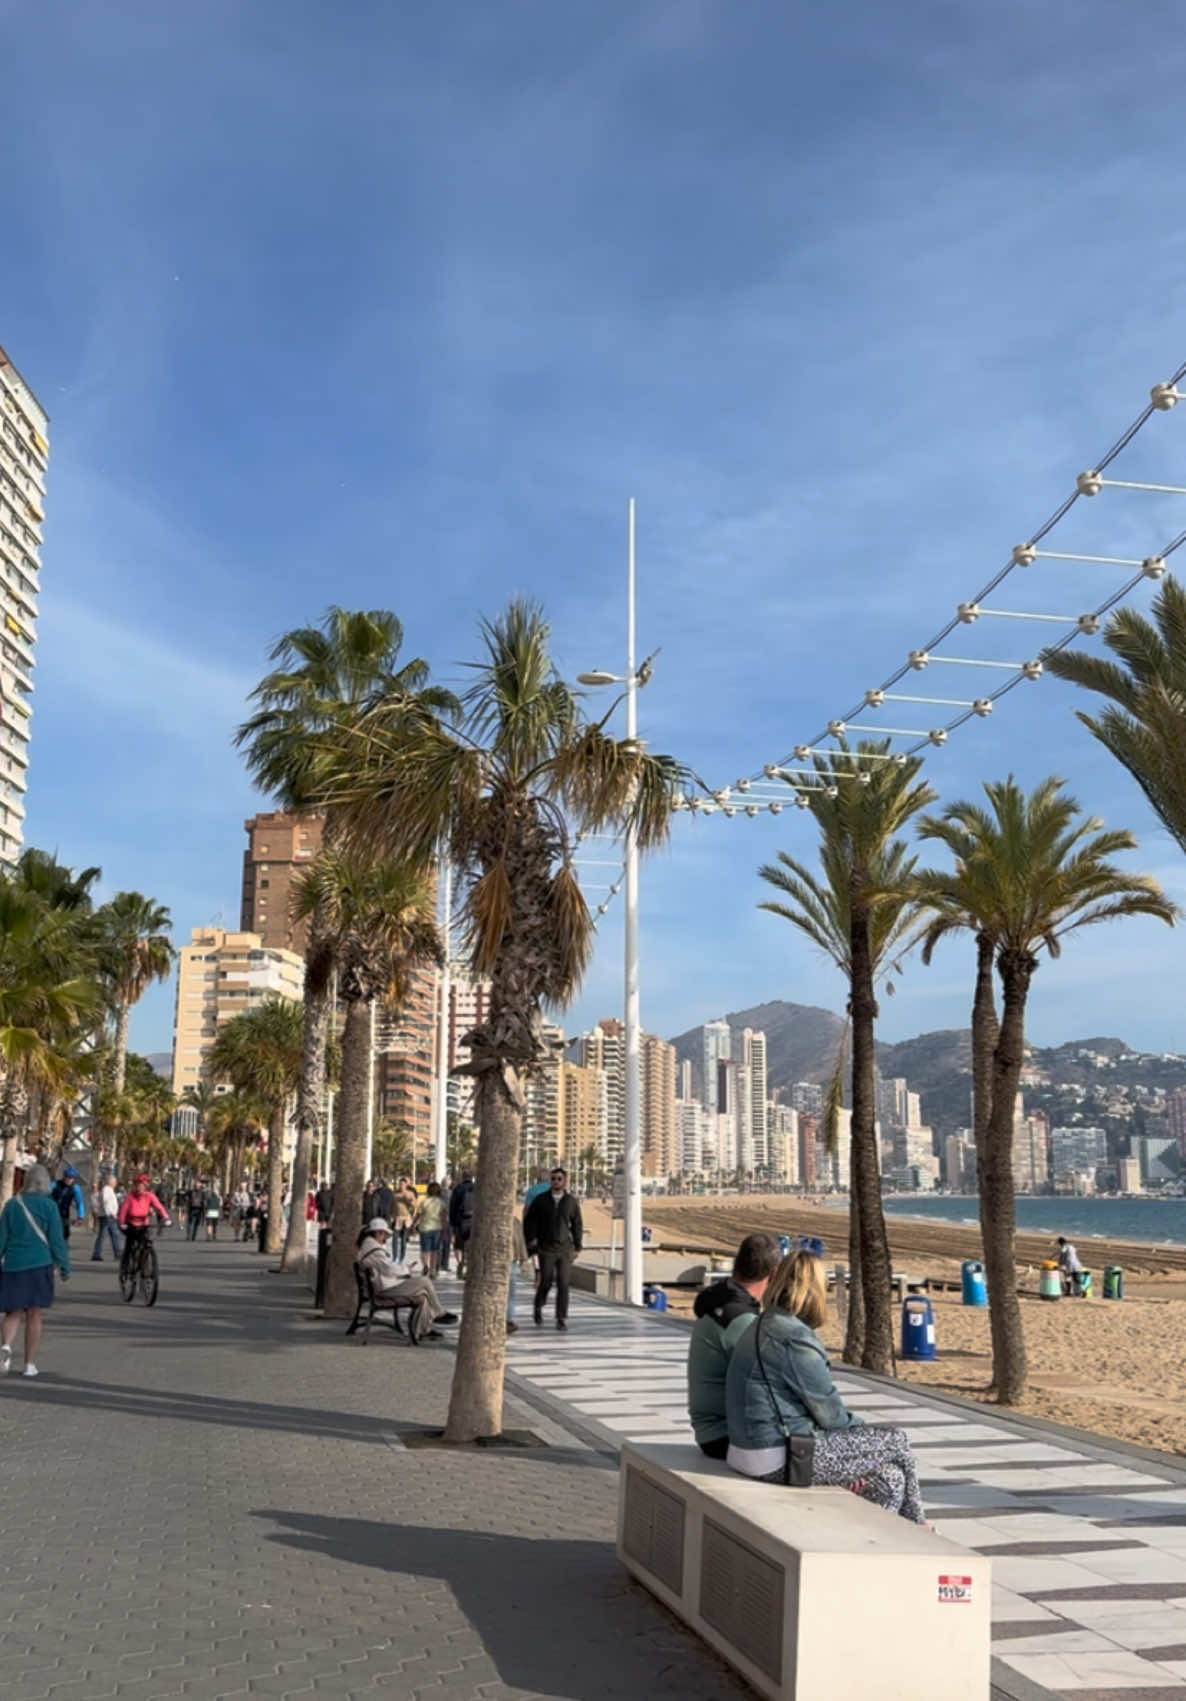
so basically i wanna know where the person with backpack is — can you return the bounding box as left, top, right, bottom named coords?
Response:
left=448, top=1174, right=477, bottom=1277
left=186, top=1182, right=207, bottom=1241
left=51, top=1167, right=86, bottom=1241
left=687, top=1233, right=782, bottom=1458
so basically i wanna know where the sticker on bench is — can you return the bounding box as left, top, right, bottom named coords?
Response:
left=937, top=1574, right=973, bottom=1604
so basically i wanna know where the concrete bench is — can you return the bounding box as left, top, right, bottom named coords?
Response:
left=617, top=1441, right=989, bottom=1701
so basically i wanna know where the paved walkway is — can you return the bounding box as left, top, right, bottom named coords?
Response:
left=488, top=1280, right=1186, bottom=1701
left=0, top=1235, right=753, bottom=1701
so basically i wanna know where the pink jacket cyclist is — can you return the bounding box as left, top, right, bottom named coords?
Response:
left=118, top=1176, right=171, bottom=1231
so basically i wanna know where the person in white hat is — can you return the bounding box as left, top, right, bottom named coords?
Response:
left=357, top=1217, right=458, bottom=1343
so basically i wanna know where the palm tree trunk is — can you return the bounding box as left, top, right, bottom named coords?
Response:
left=850, top=894, right=895, bottom=1374
left=281, top=967, right=330, bottom=1273
left=971, top=929, right=999, bottom=1327
left=982, top=947, right=1034, bottom=1404
left=843, top=1144, right=866, bottom=1363
left=113, top=999, right=131, bottom=1095
left=264, top=1106, right=287, bottom=1255
left=324, top=998, right=371, bottom=1316
left=444, top=1066, right=520, bottom=1442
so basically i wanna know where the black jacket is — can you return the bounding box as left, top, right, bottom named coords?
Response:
left=693, top=1276, right=759, bottom=1329
left=373, top=1184, right=396, bottom=1222
left=315, top=1185, right=334, bottom=1224
left=449, top=1180, right=476, bottom=1232
left=524, top=1190, right=583, bottom=1257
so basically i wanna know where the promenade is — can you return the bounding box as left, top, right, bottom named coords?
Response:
left=3, top=1236, right=1184, bottom=1700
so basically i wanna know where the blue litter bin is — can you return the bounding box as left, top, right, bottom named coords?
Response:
left=642, top=1285, right=668, bottom=1312
left=961, top=1260, right=988, bottom=1308
left=901, top=1294, right=936, bottom=1361
left=778, top=1234, right=792, bottom=1256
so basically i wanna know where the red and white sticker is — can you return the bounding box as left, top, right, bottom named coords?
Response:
left=938, top=1574, right=974, bottom=1604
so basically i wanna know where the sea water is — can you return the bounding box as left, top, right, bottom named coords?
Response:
left=881, top=1194, right=1186, bottom=1247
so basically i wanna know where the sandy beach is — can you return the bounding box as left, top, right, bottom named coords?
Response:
left=584, top=1195, right=1186, bottom=1459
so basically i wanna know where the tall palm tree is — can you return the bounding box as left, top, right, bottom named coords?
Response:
left=0, top=884, right=99, bottom=1201
left=236, top=608, right=455, bottom=1276
left=1042, top=576, right=1186, bottom=853
left=293, top=850, right=442, bottom=1307
left=206, top=1091, right=267, bottom=1194
left=331, top=600, right=688, bottom=1441
left=760, top=831, right=923, bottom=1365
left=182, top=1080, right=221, bottom=1145
left=209, top=997, right=305, bottom=1253
left=14, top=848, right=102, bottom=912
left=915, top=777, right=1175, bottom=1402
left=96, top=892, right=174, bottom=1094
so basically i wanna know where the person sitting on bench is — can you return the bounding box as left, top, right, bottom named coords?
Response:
left=356, top=1218, right=458, bottom=1342
left=726, top=1248, right=926, bottom=1524
left=687, top=1232, right=782, bottom=1459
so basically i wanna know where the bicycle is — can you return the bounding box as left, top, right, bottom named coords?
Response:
left=119, top=1224, right=160, bottom=1307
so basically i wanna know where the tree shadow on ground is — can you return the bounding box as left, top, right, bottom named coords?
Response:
left=255, top=1509, right=747, bottom=1700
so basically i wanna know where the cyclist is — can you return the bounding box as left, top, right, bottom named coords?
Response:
left=117, top=1174, right=171, bottom=1280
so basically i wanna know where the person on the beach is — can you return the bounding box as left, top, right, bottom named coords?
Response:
left=725, top=1249, right=927, bottom=1525
left=687, top=1232, right=782, bottom=1459
left=1057, top=1236, right=1083, bottom=1296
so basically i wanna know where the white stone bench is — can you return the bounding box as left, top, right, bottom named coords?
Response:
left=617, top=1441, right=990, bottom=1701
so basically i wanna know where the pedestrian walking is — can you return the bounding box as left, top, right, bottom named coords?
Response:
left=204, top=1187, right=223, bottom=1240
left=524, top=1167, right=583, bottom=1331
left=448, top=1174, right=476, bottom=1277
left=360, top=1179, right=377, bottom=1225
left=50, top=1167, right=86, bottom=1241
left=416, top=1181, right=446, bottom=1276
left=90, top=1173, right=124, bottom=1263
left=315, top=1179, right=334, bottom=1225
left=186, top=1182, right=206, bottom=1241
left=506, top=1214, right=531, bottom=1334
left=0, top=1163, right=71, bottom=1379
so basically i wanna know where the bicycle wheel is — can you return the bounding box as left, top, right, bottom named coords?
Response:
left=138, top=1244, right=159, bottom=1307
left=119, top=1255, right=137, bottom=1303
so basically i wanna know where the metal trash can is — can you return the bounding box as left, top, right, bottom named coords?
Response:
left=1103, top=1265, right=1124, bottom=1301
left=1039, top=1264, right=1061, bottom=1301
left=642, top=1284, right=668, bottom=1312
left=900, top=1294, right=936, bottom=1361
left=1075, top=1269, right=1093, bottom=1299
left=960, top=1260, right=988, bottom=1308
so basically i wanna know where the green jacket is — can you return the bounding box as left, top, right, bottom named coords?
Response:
left=0, top=1191, right=71, bottom=1275
left=686, top=1278, right=760, bottom=1446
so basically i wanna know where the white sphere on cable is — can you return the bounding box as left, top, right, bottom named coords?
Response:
left=1077, top=613, right=1101, bottom=635
left=1143, top=556, right=1166, bottom=579
left=908, top=650, right=929, bottom=671
left=972, top=699, right=993, bottom=717
left=957, top=602, right=980, bottom=623
left=1075, top=471, right=1102, bottom=497
left=1011, top=544, right=1037, bottom=567
left=1152, top=382, right=1180, bottom=411
left=1021, top=660, right=1042, bottom=681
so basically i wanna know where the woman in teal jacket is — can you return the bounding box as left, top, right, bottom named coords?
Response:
left=0, top=1163, right=70, bottom=1378
left=726, top=1249, right=925, bottom=1523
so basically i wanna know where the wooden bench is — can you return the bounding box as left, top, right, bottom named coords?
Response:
left=345, top=1262, right=417, bottom=1344
left=617, top=1441, right=989, bottom=1701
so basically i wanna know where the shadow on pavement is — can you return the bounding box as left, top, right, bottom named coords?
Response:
left=257, top=1509, right=731, bottom=1700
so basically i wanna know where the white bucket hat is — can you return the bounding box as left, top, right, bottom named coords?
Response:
left=367, top=1217, right=392, bottom=1234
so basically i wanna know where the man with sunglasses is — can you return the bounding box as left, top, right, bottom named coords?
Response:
left=523, top=1167, right=583, bottom=1331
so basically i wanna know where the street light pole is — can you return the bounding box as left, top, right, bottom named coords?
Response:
left=434, top=857, right=452, bottom=1181
left=622, top=500, right=643, bottom=1307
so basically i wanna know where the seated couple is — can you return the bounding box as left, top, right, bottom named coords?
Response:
left=687, top=1234, right=925, bottom=1525
left=357, top=1218, right=458, bottom=1342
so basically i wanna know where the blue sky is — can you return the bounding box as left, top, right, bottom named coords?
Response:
left=8, top=0, right=1186, bottom=1059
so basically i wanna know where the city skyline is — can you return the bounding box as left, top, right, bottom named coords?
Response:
left=9, top=6, right=1186, bottom=1060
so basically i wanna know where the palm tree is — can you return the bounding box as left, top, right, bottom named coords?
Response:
left=14, top=848, right=102, bottom=912
left=915, top=777, right=1175, bottom=1402
left=331, top=600, right=688, bottom=1440
left=1042, top=576, right=1186, bottom=852
left=209, top=998, right=305, bottom=1253
left=0, top=884, right=99, bottom=1201
left=206, top=1091, right=267, bottom=1194
left=292, top=850, right=442, bottom=1310
left=182, top=1080, right=221, bottom=1144
left=236, top=608, right=455, bottom=1278
left=96, top=892, right=174, bottom=1094
left=760, top=795, right=926, bottom=1368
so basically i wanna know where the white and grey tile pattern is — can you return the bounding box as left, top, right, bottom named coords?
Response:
left=447, top=1280, right=1186, bottom=1696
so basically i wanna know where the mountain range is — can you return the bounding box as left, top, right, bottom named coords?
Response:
left=669, top=1000, right=1186, bottom=1135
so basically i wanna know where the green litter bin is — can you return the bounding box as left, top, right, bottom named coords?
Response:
left=1103, top=1265, right=1124, bottom=1301
left=1039, top=1264, right=1061, bottom=1301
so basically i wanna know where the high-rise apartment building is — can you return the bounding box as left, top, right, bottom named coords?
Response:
left=520, top=1024, right=565, bottom=1172
left=798, top=1112, right=820, bottom=1188
left=768, top=1103, right=800, bottom=1186
left=171, top=927, right=304, bottom=1096
left=374, top=961, right=439, bottom=1160
left=559, top=1061, right=605, bottom=1163
left=736, top=1028, right=768, bottom=1174
left=240, top=811, right=324, bottom=955
left=577, top=1020, right=625, bottom=1163
left=677, top=1096, right=714, bottom=1174
left=443, top=969, right=492, bottom=1124
left=641, top=1033, right=677, bottom=1179
left=0, top=349, right=46, bottom=866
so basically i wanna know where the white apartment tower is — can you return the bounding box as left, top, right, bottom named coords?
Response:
left=0, top=348, right=46, bottom=865
left=736, top=1028, right=769, bottom=1174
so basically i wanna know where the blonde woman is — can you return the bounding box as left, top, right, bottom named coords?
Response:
left=725, top=1249, right=925, bottom=1524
